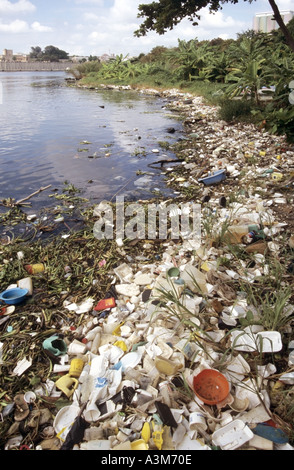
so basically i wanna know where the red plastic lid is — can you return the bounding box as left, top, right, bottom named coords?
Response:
left=193, top=369, right=230, bottom=405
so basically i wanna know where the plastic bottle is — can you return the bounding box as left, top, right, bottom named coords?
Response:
left=226, top=224, right=260, bottom=244
left=90, top=330, right=102, bottom=354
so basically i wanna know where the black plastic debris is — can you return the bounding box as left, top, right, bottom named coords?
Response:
left=60, top=415, right=89, bottom=451
left=155, top=401, right=178, bottom=428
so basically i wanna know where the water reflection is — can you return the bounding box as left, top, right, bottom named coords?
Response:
left=0, top=72, right=182, bottom=208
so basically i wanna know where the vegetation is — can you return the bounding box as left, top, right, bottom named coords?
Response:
left=29, top=45, right=69, bottom=62
left=134, top=0, right=294, bottom=53
left=71, top=21, right=294, bottom=142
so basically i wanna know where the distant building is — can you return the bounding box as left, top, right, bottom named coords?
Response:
left=0, top=49, right=28, bottom=62
left=1, top=49, right=13, bottom=62
left=99, top=53, right=115, bottom=63
left=70, top=56, right=89, bottom=63
left=253, top=11, right=294, bottom=33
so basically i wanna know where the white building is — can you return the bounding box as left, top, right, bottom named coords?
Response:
left=253, top=11, right=294, bottom=33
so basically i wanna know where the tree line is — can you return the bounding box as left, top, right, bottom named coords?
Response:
left=29, top=45, right=69, bottom=62
left=72, top=22, right=294, bottom=142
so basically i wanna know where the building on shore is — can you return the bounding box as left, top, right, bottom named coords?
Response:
left=70, top=53, right=116, bottom=63
left=253, top=11, right=294, bottom=33
left=1, top=49, right=28, bottom=62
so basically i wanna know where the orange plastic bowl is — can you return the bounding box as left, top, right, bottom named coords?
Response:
left=192, top=369, right=230, bottom=405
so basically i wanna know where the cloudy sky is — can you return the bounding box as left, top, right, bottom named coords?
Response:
left=0, top=0, right=293, bottom=57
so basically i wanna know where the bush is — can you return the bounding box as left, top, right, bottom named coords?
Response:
left=263, top=106, right=294, bottom=143
left=70, top=61, right=102, bottom=79
left=218, top=98, right=253, bottom=122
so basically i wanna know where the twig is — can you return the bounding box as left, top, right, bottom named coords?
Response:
left=14, top=185, right=52, bottom=206
left=148, top=158, right=182, bottom=169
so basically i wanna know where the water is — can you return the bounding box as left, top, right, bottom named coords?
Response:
left=0, top=71, right=182, bottom=210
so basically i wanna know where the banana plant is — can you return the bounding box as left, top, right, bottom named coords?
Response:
left=166, top=39, right=213, bottom=81
left=202, top=52, right=231, bottom=83
left=224, top=58, right=266, bottom=105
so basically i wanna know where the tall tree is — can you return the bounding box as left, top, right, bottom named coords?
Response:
left=134, top=0, right=294, bottom=53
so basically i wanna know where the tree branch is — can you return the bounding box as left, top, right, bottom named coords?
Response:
left=268, top=0, right=294, bottom=53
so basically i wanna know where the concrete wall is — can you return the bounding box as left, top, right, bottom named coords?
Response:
left=0, top=61, right=75, bottom=72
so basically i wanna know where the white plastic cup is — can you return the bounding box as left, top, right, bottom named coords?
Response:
left=189, top=412, right=207, bottom=431
left=84, top=400, right=101, bottom=423
left=68, top=340, right=87, bottom=355
left=89, top=355, right=108, bottom=377
left=24, top=391, right=36, bottom=403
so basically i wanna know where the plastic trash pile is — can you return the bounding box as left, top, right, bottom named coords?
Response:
left=1, top=210, right=293, bottom=451
left=1, top=88, right=294, bottom=452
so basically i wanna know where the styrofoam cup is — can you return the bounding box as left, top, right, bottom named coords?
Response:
left=189, top=411, right=207, bottom=431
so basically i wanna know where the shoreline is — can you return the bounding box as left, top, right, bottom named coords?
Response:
left=1, top=84, right=294, bottom=451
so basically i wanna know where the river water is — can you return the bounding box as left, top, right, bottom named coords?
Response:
left=0, top=71, right=182, bottom=210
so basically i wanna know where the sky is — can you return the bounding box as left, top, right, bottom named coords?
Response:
left=0, top=0, right=293, bottom=57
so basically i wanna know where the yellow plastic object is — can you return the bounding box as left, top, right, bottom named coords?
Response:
left=69, top=358, right=84, bottom=378
left=141, top=422, right=151, bottom=443
left=272, top=381, right=285, bottom=393
left=131, top=439, right=149, bottom=450
left=55, top=374, right=79, bottom=398
left=154, top=356, right=180, bottom=376
left=272, top=172, right=283, bottom=181
left=114, top=340, right=128, bottom=352
left=201, top=261, right=211, bottom=272
left=112, top=322, right=125, bottom=337
left=24, top=263, right=45, bottom=274
left=152, top=430, right=164, bottom=450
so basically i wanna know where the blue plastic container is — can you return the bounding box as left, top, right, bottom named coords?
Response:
left=199, top=169, right=226, bottom=186
left=0, top=288, right=29, bottom=305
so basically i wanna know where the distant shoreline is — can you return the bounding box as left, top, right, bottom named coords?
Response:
left=0, top=62, right=76, bottom=72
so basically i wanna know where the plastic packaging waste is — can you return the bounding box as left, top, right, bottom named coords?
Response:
left=17, top=277, right=33, bottom=296
left=181, top=264, right=208, bottom=294
left=212, top=420, right=254, bottom=450
left=225, top=224, right=260, bottom=244
left=230, top=329, right=282, bottom=353
left=94, top=298, right=116, bottom=311
left=24, top=263, right=45, bottom=275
